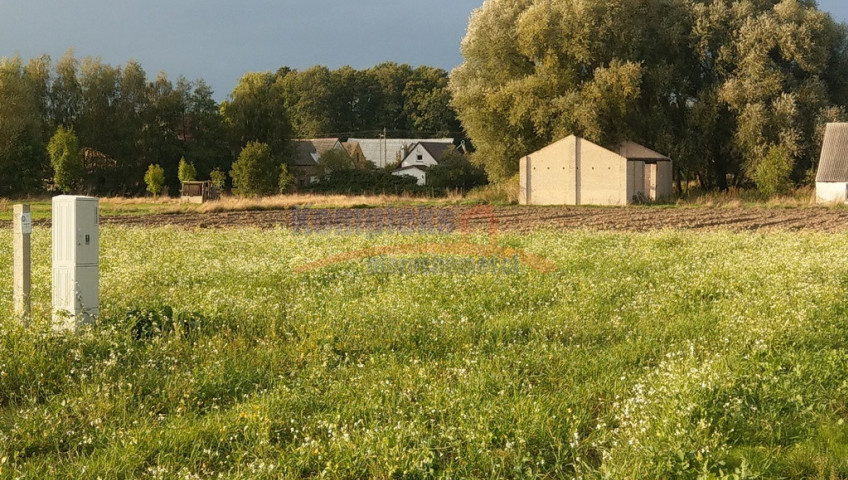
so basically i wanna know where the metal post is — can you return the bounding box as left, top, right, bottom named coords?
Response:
left=13, top=204, right=32, bottom=320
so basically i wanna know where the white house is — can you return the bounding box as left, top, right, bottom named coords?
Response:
left=391, top=142, right=458, bottom=186
left=816, top=123, right=848, bottom=203
left=391, top=165, right=428, bottom=186
left=349, top=138, right=453, bottom=168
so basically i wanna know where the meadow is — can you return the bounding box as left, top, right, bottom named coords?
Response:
left=1, top=225, right=848, bottom=478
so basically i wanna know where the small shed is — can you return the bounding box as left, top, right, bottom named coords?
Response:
left=519, top=135, right=673, bottom=206
left=815, top=123, right=848, bottom=204
left=181, top=181, right=219, bottom=204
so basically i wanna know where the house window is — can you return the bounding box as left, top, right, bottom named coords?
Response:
left=416, top=154, right=423, bottom=162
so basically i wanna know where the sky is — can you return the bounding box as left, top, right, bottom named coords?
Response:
left=1, top=0, right=847, bottom=101
left=0, top=0, right=483, bottom=100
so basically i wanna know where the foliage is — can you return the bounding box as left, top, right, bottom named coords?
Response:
left=210, top=167, right=227, bottom=191
left=315, top=148, right=356, bottom=179
left=177, top=157, right=197, bottom=184
left=427, top=150, right=488, bottom=192
left=752, top=145, right=795, bottom=196
left=451, top=0, right=848, bottom=192
left=143, top=164, right=165, bottom=198
left=304, top=168, right=423, bottom=195
left=3, top=227, right=848, bottom=477
left=0, top=56, right=49, bottom=195
left=278, top=163, right=294, bottom=194
left=47, top=125, right=84, bottom=193
left=230, top=141, right=277, bottom=197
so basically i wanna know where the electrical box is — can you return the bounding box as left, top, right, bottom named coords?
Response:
left=52, top=195, right=99, bottom=329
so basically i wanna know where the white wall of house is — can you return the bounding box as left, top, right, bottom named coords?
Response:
left=392, top=168, right=427, bottom=186
left=400, top=144, right=439, bottom=168
left=816, top=182, right=848, bottom=203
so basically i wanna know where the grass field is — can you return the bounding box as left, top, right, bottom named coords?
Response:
left=0, top=194, right=469, bottom=222
left=2, top=226, right=848, bottom=478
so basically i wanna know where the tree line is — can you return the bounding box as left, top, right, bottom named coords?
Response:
left=0, top=52, right=461, bottom=196
left=451, top=0, right=848, bottom=194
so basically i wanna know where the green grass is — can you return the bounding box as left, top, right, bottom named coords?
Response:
left=2, top=227, right=848, bottom=478
left=0, top=199, right=179, bottom=221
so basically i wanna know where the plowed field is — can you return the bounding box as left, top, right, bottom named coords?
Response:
left=18, top=205, right=847, bottom=232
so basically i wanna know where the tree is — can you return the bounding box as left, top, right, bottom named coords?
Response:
left=450, top=0, right=848, bottom=193
left=428, top=150, right=488, bottom=192
left=48, top=125, right=84, bottom=193
left=315, top=148, right=356, bottom=178
left=144, top=164, right=165, bottom=198
left=210, top=167, right=227, bottom=191
left=0, top=56, right=49, bottom=195
left=230, top=141, right=277, bottom=196
left=178, top=156, right=197, bottom=183
left=278, top=163, right=294, bottom=193
left=220, top=72, right=291, bottom=161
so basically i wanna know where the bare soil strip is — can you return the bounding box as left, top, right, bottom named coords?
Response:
left=9, top=205, right=847, bottom=233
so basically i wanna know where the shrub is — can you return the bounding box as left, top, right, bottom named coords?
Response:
left=47, top=126, right=84, bottom=194
left=753, top=145, right=794, bottom=196
left=428, top=150, right=488, bottom=192
left=144, top=164, right=166, bottom=198
left=178, top=157, right=197, bottom=184
left=210, top=168, right=227, bottom=191
left=230, top=141, right=277, bottom=197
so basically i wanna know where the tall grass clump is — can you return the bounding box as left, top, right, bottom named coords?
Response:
left=1, top=226, right=848, bottom=477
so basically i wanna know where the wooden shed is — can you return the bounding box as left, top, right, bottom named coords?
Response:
left=519, top=135, right=673, bottom=206
left=181, top=181, right=219, bottom=203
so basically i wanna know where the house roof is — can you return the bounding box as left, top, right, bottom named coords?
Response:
left=618, top=141, right=671, bottom=162
left=342, top=141, right=361, bottom=158
left=414, top=142, right=456, bottom=162
left=349, top=138, right=453, bottom=168
left=817, top=123, right=848, bottom=182
left=291, top=138, right=342, bottom=166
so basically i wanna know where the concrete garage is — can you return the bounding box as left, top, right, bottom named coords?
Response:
left=519, top=135, right=673, bottom=206
left=816, top=123, right=848, bottom=204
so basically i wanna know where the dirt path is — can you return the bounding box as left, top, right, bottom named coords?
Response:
left=12, top=205, right=848, bottom=233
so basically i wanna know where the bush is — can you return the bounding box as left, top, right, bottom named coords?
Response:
left=753, top=145, right=794, bottom=196
left=178, top=157, right=197, bottom=184
left=230, top=141, right=278, bottom=197
left=210, top=168, right=227, bottom=191
left=47, top=126, right=84, bottom=194
left=428, top=151, right=488, bottom=192
left=304, top=169, right=425, bottom=195
left=144, top=164, right=166, bottom=198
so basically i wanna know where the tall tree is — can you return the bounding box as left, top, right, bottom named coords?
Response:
left=48, top=125, right=84, bottom=193
left=451, top=0, right=848, bottom=190
left=0, top=56, right=49, bottom=194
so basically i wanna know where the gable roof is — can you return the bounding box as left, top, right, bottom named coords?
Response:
left=415, top=142, right=456, bottom=162
left=618, top=141, right=671, bottom=162
left=817, top=123, right=848, bottom=182
left=341, top=141, right=361, bottom=158
left=349, top=138, right=454, bottom=168
left=291, top=138, right=342, bottom=166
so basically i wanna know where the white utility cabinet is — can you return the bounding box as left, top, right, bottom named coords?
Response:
left=52, top=195, right=99, bottom=329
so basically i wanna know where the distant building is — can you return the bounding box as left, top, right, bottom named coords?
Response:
left=290, top=138, right=349, bottom=186
left=341, top=141, right=367, bottom=168
left=519, top=135, right=673, bottom=206
left=348, top=138, right=454, bottom=169
left=816, top=123, right=848, bottom=203
left=391, top=141, right=460, bottom=186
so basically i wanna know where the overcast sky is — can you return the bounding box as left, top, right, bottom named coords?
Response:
left=1, top=0, right=847, bottom=101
